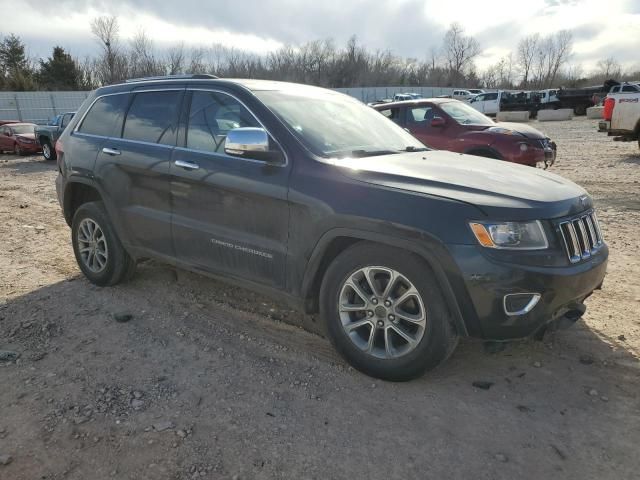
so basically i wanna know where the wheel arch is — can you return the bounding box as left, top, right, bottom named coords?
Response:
left=300, top=228, right=469, bottom=337
left=63, top=179, right=104, bottom=226
left=464, top=146, right=503, bottom=160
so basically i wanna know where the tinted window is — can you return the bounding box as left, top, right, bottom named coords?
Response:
left=61, top=113, right=74, bottom=129
left=186, top=91, right=259, bottom=153
left=122, top=91, right=181, bottom=145
left=622, top=85, right=639, bottom=92
left=378, top=108, right=402, bottom=125
left=485, top=93, right=499, bottom=101
left=79, top=94, right=128, bottom=137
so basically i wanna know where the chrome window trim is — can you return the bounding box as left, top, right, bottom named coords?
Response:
left=184, top=88, right=288, bottom=167
left=73, top=88, right=185, bottom=135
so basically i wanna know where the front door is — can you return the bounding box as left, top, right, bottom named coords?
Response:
left=404, top=105, right=450, bottom=150
left=170, top=89, right=290, bottom=289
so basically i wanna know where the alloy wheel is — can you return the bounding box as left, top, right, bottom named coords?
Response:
left=77, top=218, right=108, bottom=273
left=338, top=266, right=426, bottom=359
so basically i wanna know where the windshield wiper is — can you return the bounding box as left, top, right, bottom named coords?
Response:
left=336, top=149, right=399, bottom=158
left=402, top=146, right=430, bottom=152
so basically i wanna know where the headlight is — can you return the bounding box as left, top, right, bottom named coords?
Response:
left=469, top=220, right=548, bottom=250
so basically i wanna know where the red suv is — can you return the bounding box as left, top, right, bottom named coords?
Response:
left=373, top=99, right=556, bottom=167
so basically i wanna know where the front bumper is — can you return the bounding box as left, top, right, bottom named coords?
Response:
left=16, top=142, right=42, bottom=153
left=446, top=243, right=608, bottom=340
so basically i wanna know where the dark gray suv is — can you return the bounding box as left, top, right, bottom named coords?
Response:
left=55, top=75, right=608, bottom=380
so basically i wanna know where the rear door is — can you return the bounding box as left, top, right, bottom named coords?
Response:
left=170, top=89, right=290, bottom=288
left=484, top=93, right=499, bottom=114
left=93, top=89, right=184, bottom=258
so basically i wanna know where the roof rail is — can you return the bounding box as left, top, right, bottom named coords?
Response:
left=125, top=74, right=218, bottom=83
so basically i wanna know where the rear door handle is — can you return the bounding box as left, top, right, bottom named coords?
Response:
left=174, top=160, right=199, bottom=170
left=102, top=147, right=121, bottom=156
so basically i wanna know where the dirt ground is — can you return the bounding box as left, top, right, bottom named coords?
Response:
left=1, top=117, right=639, bottom=480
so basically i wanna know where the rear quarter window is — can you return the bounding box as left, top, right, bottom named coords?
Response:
left=78, top=94, right=128, bottom=137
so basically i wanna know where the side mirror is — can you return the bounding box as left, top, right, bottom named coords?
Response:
left=430, top=117, right=446, bottom=128
left=224, top=127, right=284, bottom=164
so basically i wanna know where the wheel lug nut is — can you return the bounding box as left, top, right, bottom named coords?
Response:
left=371, top=298, right=378, bottom=305
left=384, top=300, right=391, bottom=307
left=377, top=320, right=384, bottom=328
left=367, top=311, right=374, bottom=317
left=388, top=314, right=395, bottom=321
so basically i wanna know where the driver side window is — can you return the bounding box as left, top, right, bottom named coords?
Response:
left=186, top=91, right=260, bottom=154
left=407, top=107, right=434, bottom=126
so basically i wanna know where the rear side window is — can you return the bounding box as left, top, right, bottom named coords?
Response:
left=186, top=90, right=259, bottom=153
left=122, top=91, right=181, bottom=145
left=485, top=93, right=499, bottom=101
left=78, top=94, right=128, bottom=137
left=408, top=106, right=433, bottom=123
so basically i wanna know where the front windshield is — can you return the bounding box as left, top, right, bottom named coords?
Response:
left=11, top=125, right=35, bottom=134
left=440, top=102, right=494, bottom=126
left=254, top=89, right=426, bottom=158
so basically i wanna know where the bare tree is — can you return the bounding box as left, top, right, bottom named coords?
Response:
left=595, top=57, right=621, bottom=80
left=517, top=34, right=539, bottom=87
left=91, top=16, right=126, bottom=84
left=166, top=43, right=185, bottom=75
left=128, top=30, right=163, bottom=78
left=443, top=23, right=480, bottom=84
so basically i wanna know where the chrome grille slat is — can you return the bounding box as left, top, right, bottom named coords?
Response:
left=558, top=211, right=603, bottom=263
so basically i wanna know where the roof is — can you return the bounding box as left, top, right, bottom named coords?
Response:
left=371, top=98, right=461, bottom=109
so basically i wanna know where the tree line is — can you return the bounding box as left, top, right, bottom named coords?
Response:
left=0, top=16, right=637, bottom=92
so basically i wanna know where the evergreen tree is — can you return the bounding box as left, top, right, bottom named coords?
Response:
left=0, top=34, right=35, bottom=90
left=37, top=46, right=82, bottom=90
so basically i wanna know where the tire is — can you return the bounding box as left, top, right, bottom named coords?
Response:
left=71, top=201, right=136, bottom=286
left=14, top=143, right=24, bottom=156
left=320, top=242, right=458, bottom=381
left=573, top=105, right=586, bottom=116
left=42, top=140, right=56, bottom=161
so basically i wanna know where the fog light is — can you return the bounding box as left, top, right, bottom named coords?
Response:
left=519, top=143, right=529, bottom=151
left=503, top=293, right=541, bottom=316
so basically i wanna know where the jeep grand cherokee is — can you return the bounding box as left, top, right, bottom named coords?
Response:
left=55, top=75, right=608, bottom=381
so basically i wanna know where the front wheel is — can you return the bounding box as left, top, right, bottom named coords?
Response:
left=320, top=242, right=458, bottom=381
left=13, top=143, right=24, bottom=156
left=42, top=141, right=56, bottom=161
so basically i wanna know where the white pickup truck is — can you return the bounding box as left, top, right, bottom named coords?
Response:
left=599, top=91, right=640, bottom=148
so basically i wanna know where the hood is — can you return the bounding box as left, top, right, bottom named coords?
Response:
left=489, top=122, right=547, bottom=139
left=15, top=133, right=36, bottom=140
left=331, top=150, right=590, bottom=219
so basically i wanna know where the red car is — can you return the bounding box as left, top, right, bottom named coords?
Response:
left=373, top=99, right=556, bottom=167
left=0, top=123, right=41, bottom=155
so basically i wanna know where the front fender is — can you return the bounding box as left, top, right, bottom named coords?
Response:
left=301, top=227, right=475, bottom=337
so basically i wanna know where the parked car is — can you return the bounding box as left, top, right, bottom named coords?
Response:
left=452, top=89, right=474, bottom=101
left=56, top=75, right=607, bottom=381
left=598, top=90, right=640, bottom=149
left=373, top=98, right=556, bottom=167
left=467, top=89, right=485, bottom=96
left=0, top=119, right=20, bottom=126
left=0, top=122, right=41, bottom=155
left=469, top=91, right=501, bottom=114
left=393, top=92, right=422, bottom=101
left=35, top=112, right=75, bottom=161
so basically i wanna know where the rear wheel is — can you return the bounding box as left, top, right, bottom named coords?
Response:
left=320, top=242, right=458, bottom=381
left=71, top=201, right=136, bottom=286
left=42, top=140, right=56, bottom=161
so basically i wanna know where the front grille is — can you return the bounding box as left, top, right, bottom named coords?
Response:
left=558, top=211, right=604, bottom=263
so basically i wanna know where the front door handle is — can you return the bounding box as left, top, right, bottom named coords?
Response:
left=175, top=160, right=199, bottom=170
left=102, top=147, right=121, bottom=156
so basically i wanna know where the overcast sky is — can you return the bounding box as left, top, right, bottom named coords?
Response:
left=3, top=0, right=639, bottom=74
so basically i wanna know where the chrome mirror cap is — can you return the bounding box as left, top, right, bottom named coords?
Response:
left=224, top=127, right=269, bottom=155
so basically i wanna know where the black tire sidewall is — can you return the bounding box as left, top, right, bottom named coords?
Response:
left=42, top=141, right=56, bottom=161
left=71, top=202, right=130, bottom=286
left=320, top=243, right=457, bottom=381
